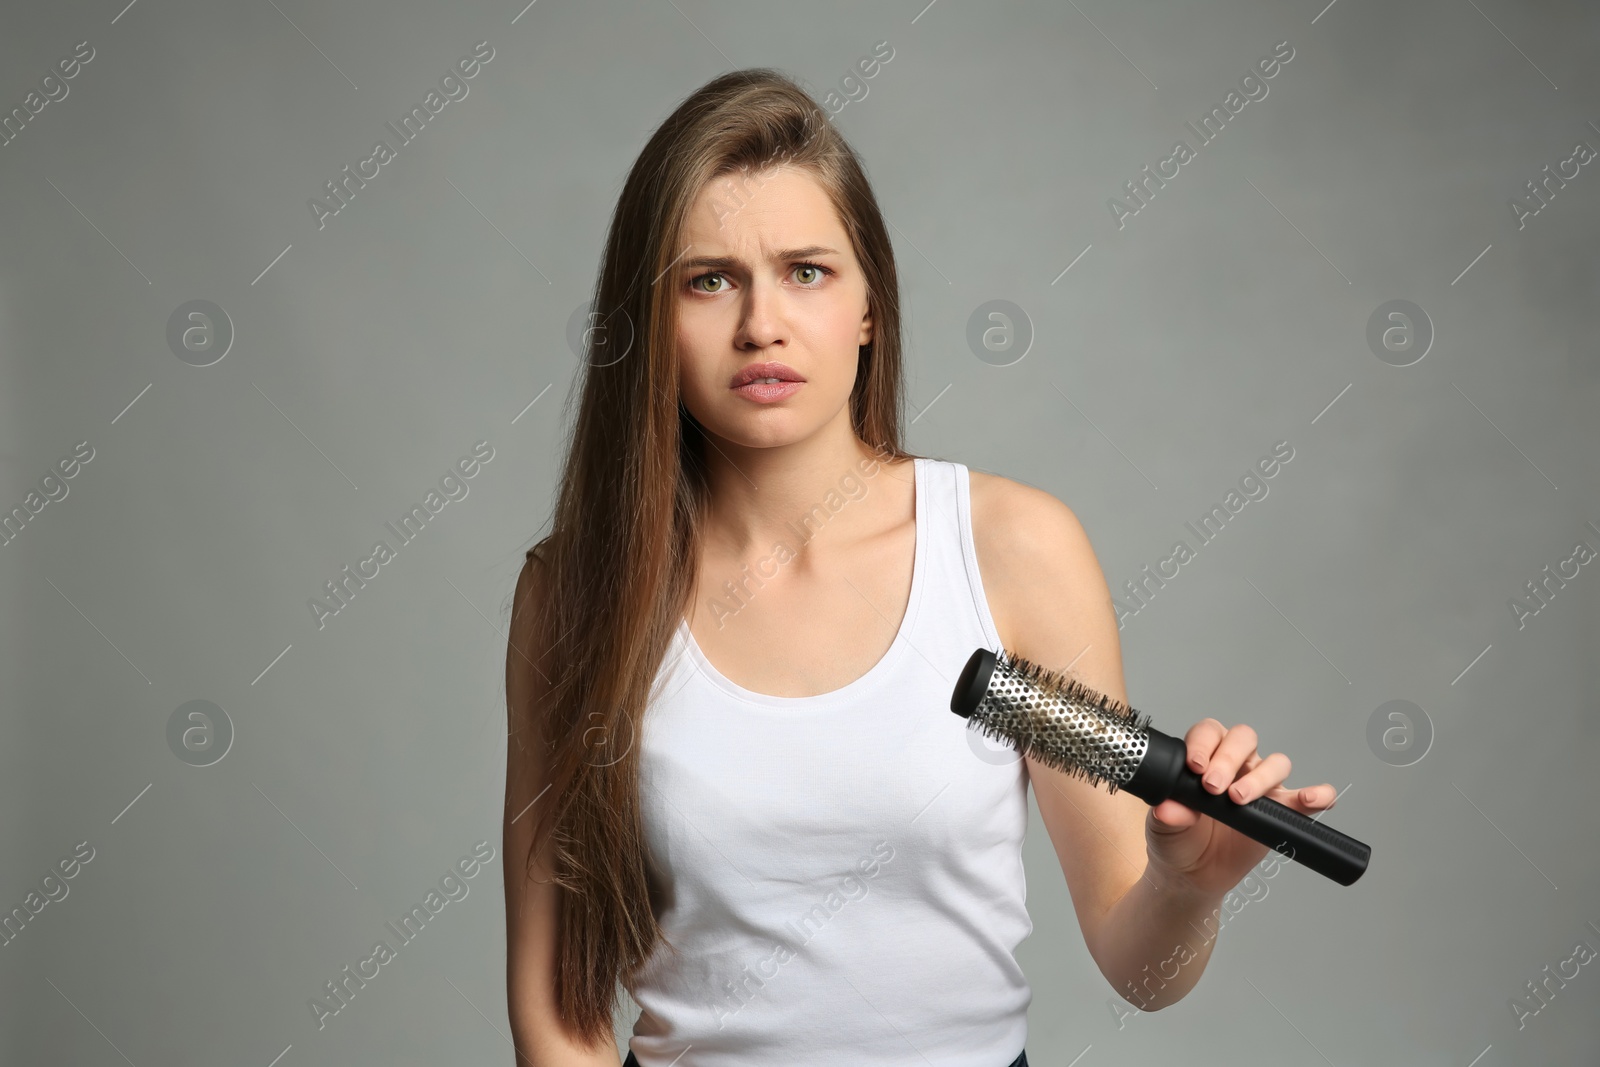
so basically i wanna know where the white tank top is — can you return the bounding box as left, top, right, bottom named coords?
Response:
left=625, top=456, right=1033, bottom=1066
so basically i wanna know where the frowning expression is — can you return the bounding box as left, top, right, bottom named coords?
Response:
left=674, top=166, right=874, bottom=448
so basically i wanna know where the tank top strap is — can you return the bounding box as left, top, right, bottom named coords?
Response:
left=906, top=457, right=1005, bottom=655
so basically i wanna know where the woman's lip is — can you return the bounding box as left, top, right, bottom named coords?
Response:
left=731, top=380, right=804, bottom=403
left=730, top=362, right=806, bottom=387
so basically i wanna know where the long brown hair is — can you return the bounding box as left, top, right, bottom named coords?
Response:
left=511, top=67, right=916, bottom=1044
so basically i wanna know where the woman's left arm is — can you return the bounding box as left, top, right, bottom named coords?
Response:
left=970, top=473, right=1337, bottom=1011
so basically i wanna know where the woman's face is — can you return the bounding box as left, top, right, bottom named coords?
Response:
left=674, top=165, right=874, bottom=449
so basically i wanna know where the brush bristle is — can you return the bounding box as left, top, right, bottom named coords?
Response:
left=999, top=650, right=1147, bottom=724
left=968, top=649, right=1154, bottom=792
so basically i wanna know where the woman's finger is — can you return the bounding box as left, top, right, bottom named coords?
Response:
left=1149, top=799, right=1200, bottom=829
left=1182, top=718, right=1228, bottom=773
left=1288, top=782, right=1337, bottom=809
left=1198, top=723, right=1259, bottom=795
left=1223, top=751, right=1291, bottom=805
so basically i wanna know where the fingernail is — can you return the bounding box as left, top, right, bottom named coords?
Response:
left=1204, top=775, right=1222, bottom=791
left=1231, top=785, right=1249, bottom=802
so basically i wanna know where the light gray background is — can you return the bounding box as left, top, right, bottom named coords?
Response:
left=3, top=0, right=1597, bottom=1064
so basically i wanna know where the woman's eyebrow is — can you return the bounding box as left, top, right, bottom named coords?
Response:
left=682, top=245, right=841, bottom=270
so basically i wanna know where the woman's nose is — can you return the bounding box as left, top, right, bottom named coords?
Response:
left=734, top=279, right=786, bottom=349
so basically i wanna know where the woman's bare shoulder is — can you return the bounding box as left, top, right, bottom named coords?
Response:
left=967, top=469, right=1093, bottom=552
left=966, top=469, right=1107, bottom=646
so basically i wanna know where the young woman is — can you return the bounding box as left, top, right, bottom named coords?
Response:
left=503, top=68, right=1336, bottom=1067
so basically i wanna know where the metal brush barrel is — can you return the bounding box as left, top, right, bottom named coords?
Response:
left=953, top=649, right=1371, bottom=887
left=952, top=646, right=1152, bottom=790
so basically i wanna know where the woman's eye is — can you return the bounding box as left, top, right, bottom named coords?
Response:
left=689, top=264, right=829, bottom=293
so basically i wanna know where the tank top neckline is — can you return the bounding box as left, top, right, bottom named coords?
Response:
left=672, top=456, right=929, bottom=711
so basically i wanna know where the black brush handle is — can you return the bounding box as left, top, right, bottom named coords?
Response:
left=1126, top=728, right=1370, bottom=886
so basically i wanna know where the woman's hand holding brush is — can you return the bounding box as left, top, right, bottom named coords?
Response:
left=1143, top=717, right=1339, bottom=899
left=952, top=648, right=1371, bottom=886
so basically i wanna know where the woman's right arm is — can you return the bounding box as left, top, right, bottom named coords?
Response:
left=504, top=553, right=624, bottom=1066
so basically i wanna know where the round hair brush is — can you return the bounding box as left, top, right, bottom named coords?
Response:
left=951, top=648, right=1371, bottom=886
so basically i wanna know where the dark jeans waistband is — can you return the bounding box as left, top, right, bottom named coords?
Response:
left=622, top=1049, right=1026, bottom=1066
